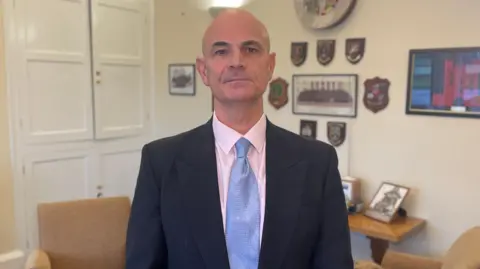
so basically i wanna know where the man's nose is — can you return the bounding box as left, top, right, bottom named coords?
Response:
left=229, top=49, right=245, bottom=68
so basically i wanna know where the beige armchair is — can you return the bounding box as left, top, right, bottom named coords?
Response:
left=380, top=226, right=480, bottom=269
left=24, top=196, right=131, bottom=269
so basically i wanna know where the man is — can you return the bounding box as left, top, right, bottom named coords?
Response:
left=125, top=8, right=353, bottom=269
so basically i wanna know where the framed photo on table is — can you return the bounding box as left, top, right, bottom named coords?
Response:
left=292, top=74, right=358, bottom=117
left=168, top=63, right=196, bottom=96
left=406, top=47, right=480, bottom=119
left=364, top=182, right=410, bottom=223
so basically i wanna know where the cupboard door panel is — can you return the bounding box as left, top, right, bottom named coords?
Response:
left=98, top=148, right=141, bottom=200
left=18, top=0, right=94, bottom=144
left=91, top=0, right=151, bottom=139
left=24, top=150, right=95, bottom=248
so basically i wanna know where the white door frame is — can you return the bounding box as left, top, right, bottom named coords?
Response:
left=1, top=0, right=157, bottom=251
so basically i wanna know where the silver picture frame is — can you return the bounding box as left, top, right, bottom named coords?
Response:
left=364, top=182, right=410, bottom=223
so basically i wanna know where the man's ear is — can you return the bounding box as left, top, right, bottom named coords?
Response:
left=196, top=57, right=210, bottom=86
left=267, top=52, right=276, bottom=79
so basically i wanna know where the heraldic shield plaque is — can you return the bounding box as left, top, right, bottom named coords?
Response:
left=268, top=77, right=289, bottom=109
left=317, top=39, right=335, bottom=65
left=363, top=77, right=390, bottom=113
left=291, top=42, right=308, bottom=66
left=345, top=38, right=365, bottom=64
left=327, top=121, right=346, bottom=147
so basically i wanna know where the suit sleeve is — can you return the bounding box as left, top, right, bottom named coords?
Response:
left=125, top=145, right=168, bottom=269
left=313, top=146, right=354, bottom=269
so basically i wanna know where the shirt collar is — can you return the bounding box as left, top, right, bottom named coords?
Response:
left=212, top=111, right=266, bottom=154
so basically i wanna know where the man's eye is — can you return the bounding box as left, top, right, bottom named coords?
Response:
left=215, top=49, right=227, bottom=55
left=246, top=47, right=258, bottom=53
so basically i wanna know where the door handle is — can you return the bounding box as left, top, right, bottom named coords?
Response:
left=95, top=70, right=101, bottom=84
left=96, top=185, right=103, bottom=198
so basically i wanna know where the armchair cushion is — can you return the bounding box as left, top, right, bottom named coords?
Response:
left=36, top=196, right=130, bottom=269
left=381, top=250, right=442, bottom=269
left=24, top=249, right=51, bottom=269
left=355, top=260, right=384, bottom=269
left=442, top=227, right=480, bottom=269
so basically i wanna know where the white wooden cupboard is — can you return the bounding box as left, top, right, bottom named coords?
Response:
left=4, top=0, right=155, bottom=250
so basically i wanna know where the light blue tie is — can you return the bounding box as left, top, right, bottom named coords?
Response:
left=225, top=138, right=261, bottom=269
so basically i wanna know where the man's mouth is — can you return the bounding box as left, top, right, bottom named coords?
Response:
left=225, top=78, right=250, bottom=83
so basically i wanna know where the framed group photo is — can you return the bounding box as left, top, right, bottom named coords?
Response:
left=292, top=74, right=358, bottom=117
left=168, top=63, right=196, bottom=96
left=406, top=46, right=480, bottom=119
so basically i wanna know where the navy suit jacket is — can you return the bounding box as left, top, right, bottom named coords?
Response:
left=125, top=118, right=354, bottom=269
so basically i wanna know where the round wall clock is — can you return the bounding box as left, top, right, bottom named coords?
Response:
left=294, top=0, right=356, bottom=30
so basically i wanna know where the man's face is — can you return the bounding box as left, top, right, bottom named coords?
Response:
left=197, top=21, right=276, bottom=104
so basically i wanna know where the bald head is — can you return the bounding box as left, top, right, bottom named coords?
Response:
left=195, top=8, right=276, bottom=110
left=202, top=8, right=271, bottom=55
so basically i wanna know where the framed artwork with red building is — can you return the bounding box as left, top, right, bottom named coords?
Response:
left=406, top=47, right=480, bottom=119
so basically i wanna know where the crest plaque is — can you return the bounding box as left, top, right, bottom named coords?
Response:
left=327, top=121, right=346, bottom=147
left=268, top=77, right=289, bottom=109
left=363, top=77, right=390, bottom=113
left=317, top=39, right=335, bottom=65
left=300, top=119, right=317, bottom=140
left=294, top=0, right=357, bottom=30
left=291, top=42, right=308, bottom=66
left=345, top=38, right=365, bottom=64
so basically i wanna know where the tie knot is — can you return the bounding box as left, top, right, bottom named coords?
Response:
left=235, top=137, right=251, bottom=158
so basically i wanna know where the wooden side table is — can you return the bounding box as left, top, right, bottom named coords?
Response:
left=348, top=213, right=426, bottom=264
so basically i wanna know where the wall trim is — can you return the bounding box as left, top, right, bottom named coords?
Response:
left=2, top=0, right=29, bottom=251
left=0, top=250, right=24, bottom=269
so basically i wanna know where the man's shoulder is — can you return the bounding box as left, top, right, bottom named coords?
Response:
left=143, top=123, right=207, bottom=157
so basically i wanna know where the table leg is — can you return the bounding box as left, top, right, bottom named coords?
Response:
left=368, top=237, right=389, bottom=264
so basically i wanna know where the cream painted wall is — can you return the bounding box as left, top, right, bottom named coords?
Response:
left=155, top=0, right=480, bottom=260
left=0, top=6, right=16, bottom=254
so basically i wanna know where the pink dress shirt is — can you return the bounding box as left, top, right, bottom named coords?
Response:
left=212, top=112, right=266, bottom=242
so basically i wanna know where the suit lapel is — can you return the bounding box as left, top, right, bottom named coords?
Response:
left=259, top=120, right=307, bottom=269
left=175, top=120, right=230, bottom=269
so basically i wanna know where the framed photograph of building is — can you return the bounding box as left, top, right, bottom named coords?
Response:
left=292, top=74, right=358, bottom=117
left=406, top=47, right=480, bottom=119
left=168, top=63, right=196, bottom=96
left=364, top=182, right=410, bottom=223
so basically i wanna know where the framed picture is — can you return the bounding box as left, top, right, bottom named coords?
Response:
left=406, top=47, right=480, bottom=119
left=341, top=177, right=361, bottom=204
left=299, top=119, right=317, bottom=140
left=168, top=63, right=196, bottom=96
left=364, top=182, right=410, bottom=223
left=292, top=74, right=358, bottom=117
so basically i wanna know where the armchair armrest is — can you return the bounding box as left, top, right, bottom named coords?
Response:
left=24, top=249, right=51, bottom=269
left=355, top=260, right=383, bottom=269
left=381, top=249, right=442, bottom=269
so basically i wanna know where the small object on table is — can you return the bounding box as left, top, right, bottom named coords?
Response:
left=397, top=207, right=407, bottom=217
left=348, top=201, right=364, bottom=213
